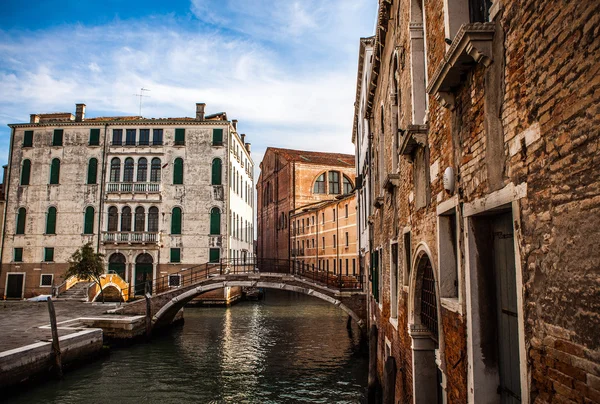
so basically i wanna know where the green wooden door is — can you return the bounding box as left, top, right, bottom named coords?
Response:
left=135, top=264, right=153, bottom=295
left=109, top=262, right=126, bottom=280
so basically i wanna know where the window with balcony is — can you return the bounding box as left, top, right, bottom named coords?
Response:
left=152, top=129, right=163, bottom=145
left=150, top=158, right=161, bottom=182
left=49, top=158, right=60, bottom=184
left=108, top=206, right=118, bottom=231
left=46, top=207, right=57, bottom=234
left=16, top=207, right=26, bottom=234
left=148, top=207, right=159, bottom=232
left=210, top=207, right=221, bottom=235
left=112, top=129, right=123, bottom=146
left=137, top=158, right=147, bottom=182
left=110, top=158, right=121, bottom=182
left=135, top=207, right=145, bottom=232
left=21, top=159, right=31, bottom=186
left=87, top=158, right=98, bottom=184
left=125, top=129, right=136, bottom=146
left=139, top=129, right=150, bottom=146
left=89, top=129, right=100, bottom=146
left=23, top=130, right=33, bottom=147
left=123, top=158, right=134, bottom=183
left=212, top=129, right=223, bottom=146
left=121, top=207, right=132, bottom=232
left=175, top=128, right=185, bottom=145
left=171, top=207, right=182, bottom=235
left=84, top=206, right=95, bottom=234
left=173, top=158, right=184, bottom=185
left=52, top=129, right=63, bottom=146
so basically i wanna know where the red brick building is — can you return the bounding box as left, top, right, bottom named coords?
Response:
left=358, top=0, right=600, bottom=403
left=256, top=148, right=355, bottom=262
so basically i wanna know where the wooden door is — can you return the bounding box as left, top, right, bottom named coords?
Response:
left=6, top=274, right=24, bottom=299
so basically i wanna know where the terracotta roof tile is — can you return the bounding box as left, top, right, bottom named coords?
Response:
left=267, top=147, right=355, bottom=167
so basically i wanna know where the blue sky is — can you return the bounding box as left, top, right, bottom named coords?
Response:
left=0, top=0, right=377, bottom=178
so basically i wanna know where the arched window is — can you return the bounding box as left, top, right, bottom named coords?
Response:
left=343, top=175, right=353, bottom=194
left=134, top=207, right=145, bottom=232
left=87, top=158, right=98, bottom=184
left=148, top=207, right=159, bottom=232
left=84, top=206, right=95, bottom=234
left=313, top=173, right=326, bottom=194
left=328, top=171, right=340, bottom=194
left=50, top=158, right=60, bottom=184
left=210, top=207, right=221, bottom=235
left=137, top=158, right=147, bottom=182
left=21, top=159, right=31, bottom=186
left=110, top=158, right=121, bottom=182
left=16, top=207, right=26, bottom=234
left=121, top=207, right=132, bottom=232
left=123, top=158, right=134, bottom=182
left=173, top=158, right=184, bottom=185
left=107, top=206, right=118, bottom=231
left=46, top=207, right=57, bottom=234
left=211, top=159, right=222, bottom=185
left=150, top=158, right=161, bottom=182
left=171, top=207, right=182, bottom=234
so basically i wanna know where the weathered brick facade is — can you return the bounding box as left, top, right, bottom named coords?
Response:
left=357, top=0, right=599, bottom=402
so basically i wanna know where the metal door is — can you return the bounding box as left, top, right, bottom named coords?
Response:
left=492, top=212, right=522, bottom=403
left=6, top=274, right=24, bottom=299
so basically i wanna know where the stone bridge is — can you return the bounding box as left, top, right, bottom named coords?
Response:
left=115, top=270, right=367, bottom=331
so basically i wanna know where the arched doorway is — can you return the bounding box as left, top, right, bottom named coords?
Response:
left=409, top=250, right=444, bottom=404
left=108, top=253, right=126, bottom=280
left=135, top=253, right=154, bottom=295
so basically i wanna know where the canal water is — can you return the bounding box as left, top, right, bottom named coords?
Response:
left=9, top=290, right=368, bottom=403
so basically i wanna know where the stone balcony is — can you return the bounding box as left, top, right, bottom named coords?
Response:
left=106, top=182, right=161, bottom=194
left=102, top=231, right=159, bottom=244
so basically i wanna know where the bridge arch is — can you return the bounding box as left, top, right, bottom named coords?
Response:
left=152, top=280, right=365, bottom=330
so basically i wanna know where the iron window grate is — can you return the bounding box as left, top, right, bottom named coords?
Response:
left=420, top=260, right=438, bottom=340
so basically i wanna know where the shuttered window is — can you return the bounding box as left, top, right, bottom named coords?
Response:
left=170, top=248, right=181, bottom=263
left=46, top=207, right=57, bottom=234
left=174, top=129, right=185, bottom=145
left=212, top=129, right=223, bottom=146
left=173, top=158, right=184, bottom=184
left=139, top=129, right=150, bottom=145
left=171, top=207, right=182, bottom=234
left=371, top=251, right=379, bottom=302
left=16, top=208, right=26, bottom=234
left=44, top=247, right=54, bottom=262
left=14, top=248, right=23, bottom=262
left=21, top=159, right=31, bottom=185
left=84, top=206, right=95, bottom=234
left=210, top=208, right=221, bottom=235
left=23, top=131, right=33, bottom=147
left=209, top=248, right=220, bottom=263
left=112, top=129, right=123, bottom=145
left=52, top=129, right=63, bottom=146
left=211, top=159, right=222, bottom=185
left=87, top=158, right=98, bottom=184
left=89, top=129, right=100, bottom=145
left=50, top=158, right=60, bottom=184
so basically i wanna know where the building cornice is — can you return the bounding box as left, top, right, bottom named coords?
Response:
left=8, top=120, right=231, bottom=129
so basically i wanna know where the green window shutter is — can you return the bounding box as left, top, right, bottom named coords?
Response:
left=175, top=128, right=185, bottom=145
left=209, top=248, right=220, bottom=263
left=371, top=251, right=379, bottom=302
left=170, top=248, right=181, bottom=263
left=53, top=129, right=63, bottom=146
left=46, top=207, right=57, bottom=234
left=16, top=208, right=26, bottom=234
left=23, top=131, right=33, bottom=147
left=171, top=207, right=182, bottom=234
left=173, top=158, right=184, bottom=184
left=84, top=207, right=95, bottom=234
left=89, top=129, right=100, bottom=145
left=21, top=160, right=31, bottom=185
left=210, top=208, right=221, bottom=235
left=50, top=159, right=60, bottom=184
left=44, top=248, right=54, bottom=262
left=211, top=159, right=222, bottom=185
left=212, top=129, right=223, bottom=145
left=87, top=158, right=98, bottom=184
left=14, top=248, right=23, bottom=262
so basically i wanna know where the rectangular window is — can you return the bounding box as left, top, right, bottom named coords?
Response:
left=345, top=232, right=349, bottom=247
left=169, top=274, right=181, bottom=287
left=139, top=129, right=150, bottom=145
left=125, top=129, right=136, bottom=145
left=322, top=213, right=325, bottom=224
left=23, top=131, right=33, bottom=147
left=352, top=259, right=356, bottom=275
left=438, top=209, right=459, bottom=299
left=328, top=171, right=340, bottom=194
left=345, top=204, right=349, bottom=218
left=404, top=232, right=412, bottom=286
left=52, top=129, right=63, bottom=146
left=44, top=247, right=55, bottom=262
left=40, top=274, right=53, bottom=287
left=333, top=259, right=336, bottom=274
left=175, top=128, right=185, bottom=145
left=209, top=248, right=220, bottom=263
left=170, top=248, right=181, bottom=263
left=89, top=129, right=100, bottom=146
left=112, top=129, right=123, bottom=145
left=14, top=248, right=23, bottom=262
left=333, top=234, right=337, bottom=248
left=212, top=128, right=223, bottom=146
left=322, top=237, right=325, bottom=249
left=152, top=129, right=163, bottom=145
left=346, top=259, right=349, bottom=276
left=372, top=250, right=379, bottom=302
left=333, top=208, right=336, bottom=221
left=391, top=243, right=399, bottom=319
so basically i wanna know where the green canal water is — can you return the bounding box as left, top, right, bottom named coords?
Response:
left=8, top=290, right=368, bottom=403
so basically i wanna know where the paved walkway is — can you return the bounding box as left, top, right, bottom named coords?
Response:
left=0, top=300, right=116, bottom=352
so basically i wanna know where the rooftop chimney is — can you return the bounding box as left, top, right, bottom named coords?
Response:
left=75, top=103, right=86, bottom=122
left=30, top=114, right=40, bottom=124
left=196, top=103, right=206, bottom=120
left=245, top=143, right=251, bottom=153
left=232, top=119, right=238, bottom=131
left=240, top=134, right=246, bottom=144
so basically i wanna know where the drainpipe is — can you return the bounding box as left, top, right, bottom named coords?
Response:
left=336, top=199, right=341, bottom=288
left=0, top=127, right=15, bottom=283
left=289, top=161, right=296, bottom=265
left=97, top=123, right=109, bottom=254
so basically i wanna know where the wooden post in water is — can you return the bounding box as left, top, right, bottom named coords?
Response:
left=383, top=356, right=397, bottom=404
left=368, top=324, right=379, bottom=404
left=46, top=297, right=63, bottom=378
left=145, top=282, right=152, bottom=340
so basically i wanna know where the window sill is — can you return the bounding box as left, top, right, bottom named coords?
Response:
left=440, top=297, right=461, bottom=314
left=88, top=144, right=101, bottom=147
left=399, top=124, right=428, bottom=159
left=40, top=285, right=52, bottom=288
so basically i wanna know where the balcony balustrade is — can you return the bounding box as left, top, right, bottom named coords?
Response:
left=107, top=182, right=160, bottom=194
left=103, top=231, right=159, bottom=244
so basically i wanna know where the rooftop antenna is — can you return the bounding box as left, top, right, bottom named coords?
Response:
left=133, top=88, right=151, bottom=117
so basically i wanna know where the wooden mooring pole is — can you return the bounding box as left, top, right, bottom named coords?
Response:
left=145, top=282, right=152, bottom=340
left=46, top=297, right=63, bottom=378
left=368, top=324, right=379, bottom=403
